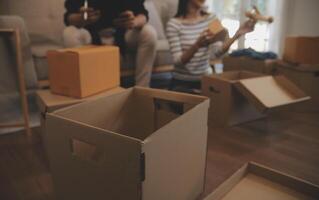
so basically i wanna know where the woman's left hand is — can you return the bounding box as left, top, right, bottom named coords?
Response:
left=236, top=19, right=256, bottom=36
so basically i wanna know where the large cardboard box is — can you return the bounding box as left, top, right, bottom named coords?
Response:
left=202, top=71, right=310, bottom=126
left=273, top=61, right=319, bottom=112
left=36, top=87, right=125, bottom=153
left=223, top=56, right=277, bottom=75
left=47, top=45, right=120, bottom=98
left=204, top=162, right=319, bottom=200
left=45, top=87, right=210, bottom=200
left=283, top=37, right=319, bottom=65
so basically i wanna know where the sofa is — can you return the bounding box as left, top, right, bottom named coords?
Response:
left=0, top=0, right=179, bottom=85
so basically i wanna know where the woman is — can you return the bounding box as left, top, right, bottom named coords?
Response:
left=166, top=0, right=256, bottom=93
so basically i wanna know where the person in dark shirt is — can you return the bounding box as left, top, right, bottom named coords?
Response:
left=63, top=0, right=157, bottom=87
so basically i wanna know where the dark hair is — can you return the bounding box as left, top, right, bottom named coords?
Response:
left=175, top=0, right=189, bottom=17
left=175, top=0, right=208, bottom=18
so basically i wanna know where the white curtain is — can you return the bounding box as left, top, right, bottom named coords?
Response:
left=267, top=0, right=292, bottom=56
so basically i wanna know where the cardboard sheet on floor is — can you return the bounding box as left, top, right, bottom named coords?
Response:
left=204, top=162, right=319, bottom=200
left=46, top=87, right=210, bottom=200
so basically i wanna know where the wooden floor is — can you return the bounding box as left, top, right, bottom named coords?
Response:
left=0, top=110, right=319, bottom=200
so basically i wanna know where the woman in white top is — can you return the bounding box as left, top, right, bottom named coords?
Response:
left=166, top=0, right=256, bottom=93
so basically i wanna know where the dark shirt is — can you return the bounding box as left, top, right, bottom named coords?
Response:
left=64, top=0, right=148, bottom=51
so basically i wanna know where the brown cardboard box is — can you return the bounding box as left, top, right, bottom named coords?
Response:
left=209, top=19, right=224, bottom=35
left=204, top=162, right=319, bottom=200
left=202, top=71, right=310, bottom=126
left=283, top=37, right=319, bottom=65
left=47, top=45, right=120, bottom=98
left=223, top=56, right=277, bottom=75
left=273, top=61, right=319, bottom=112
left=36, top=87, right=125, bottom=154
left=45, top=87, right=210, bottom=200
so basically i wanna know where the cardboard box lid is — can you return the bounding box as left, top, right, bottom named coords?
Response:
left=55, top=45, right=119, bottom=55
left=234, top=76, right=311, bottom=113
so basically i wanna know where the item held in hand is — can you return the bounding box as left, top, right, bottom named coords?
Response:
left=245, top=6, right=274, bottom=24
left=209, top=19, right=224, bottom=35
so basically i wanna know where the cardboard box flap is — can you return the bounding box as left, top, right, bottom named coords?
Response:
left=234, top=76, right=310, bottom=113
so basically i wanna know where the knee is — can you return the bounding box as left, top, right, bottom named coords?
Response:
left=139, top=24, right=157, bottom=47
left=63, top=26, right=91, bottom=47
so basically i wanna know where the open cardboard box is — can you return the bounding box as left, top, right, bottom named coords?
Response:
left=36, top=87, right=125, bottom=155
left=47, top=45, right=120, bottom=98
left=45, top=87, right=210, bottom=200
left=273, top=60, right=319, bottom=112
left=202, top=71, right=310, bottom=126
left=204, top=162, right=319, bottom=200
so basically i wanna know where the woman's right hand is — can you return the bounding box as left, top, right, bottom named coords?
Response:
left=195, top=30, right=215, bottom=48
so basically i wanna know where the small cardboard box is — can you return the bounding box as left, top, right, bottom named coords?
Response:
left=202, top=71, right=310, bottom=126
left=36, top=87, right=125, bottom=153
left=273, top=61, right=319, bottom=112
left=204, top=162, right=319, bottom=200
left=47, top=45, right=120, bottom=98
left=209, top=19, right=224, bottom=35
left=283, top=37, right=319, bottom=65
left=223, top=56, right=277, bottom=75
left=45, top=87, right=210, bottom=200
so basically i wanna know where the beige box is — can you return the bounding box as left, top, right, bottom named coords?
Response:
left=223, top=56, right=277, bottom=75
left=204, top=162, right=319, bottom=200
left=46, top=87, right=210, bottom=200
left=202, top=71, right=310, bottom=126
left=273, top=61, right=319, bottom=112
left=283, top=37, right=319, bottom=65
left=36, top=87, right=125, bottom=153
left=47, top=45, right=120, bottom=98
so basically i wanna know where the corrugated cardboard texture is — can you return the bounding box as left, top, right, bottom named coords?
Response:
left=235, top=76, right=310, bottom=113
left=223, top=56, right=277, bottom=75
left=142, top=99, right=209, bottom=200
left=202, top=71, right=310, bottom=126
left=273, top=61, right=319, bottom=112
left=46, top=87, right=209, bottom=200
left=202, top=71, right=265, bottom=126
left=220, top=174, right=315, bottom=200
left=283, top=37, right=319, bottom=65
left=204, top=162, right=319, bottom=200
left=46, top=115, right=142, bottom=200
left=47, top=45, right=120, bottom=98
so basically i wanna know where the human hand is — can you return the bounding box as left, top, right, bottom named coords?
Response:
left=195, top=30, right=216, bottom=48
left=79, top=6, right=101, bottom=25
left=113, top=10, right=137, bottom=29
left=236, top=19, right=256, bottom=37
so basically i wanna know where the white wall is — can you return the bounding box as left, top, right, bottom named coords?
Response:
left=286, top=0, right=319, bottom=36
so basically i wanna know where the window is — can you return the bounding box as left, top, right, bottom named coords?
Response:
left=206, top=0, right=271, bottom=52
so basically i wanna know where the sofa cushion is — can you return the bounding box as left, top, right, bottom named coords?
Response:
left=154, top=39, right=173, bottom=66
left=0, top=16, right=38, bottom=89
left=144, top=0, right=166, bottom=40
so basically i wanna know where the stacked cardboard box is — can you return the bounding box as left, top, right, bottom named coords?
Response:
left=283, top=37, right=319, bottom=65
left=47, top=45, right=120, bottom=98
left=202, top=71, right=310, bottom=126
left=45, top=87, right=210, bottom=200
left=223, top=56, right=277, bottom=75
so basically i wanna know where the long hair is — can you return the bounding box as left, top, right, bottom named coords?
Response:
left=175, top=0, right=208, bottom=18
left=175, top=0, right=189, bottom=17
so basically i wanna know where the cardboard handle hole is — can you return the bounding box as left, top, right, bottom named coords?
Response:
left=209, top=86, right=220, bottom=94
left=70, top=139, right=102, bottom=162
left=315, top=72, right=319, bottom=77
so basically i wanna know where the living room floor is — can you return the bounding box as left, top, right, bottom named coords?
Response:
left=0, top=110, right=318, bottom=200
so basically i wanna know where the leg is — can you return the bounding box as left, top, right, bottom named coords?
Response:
left=63, top=26, right=92, bottom=48
left=125, top=24, right=157, bottom=87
